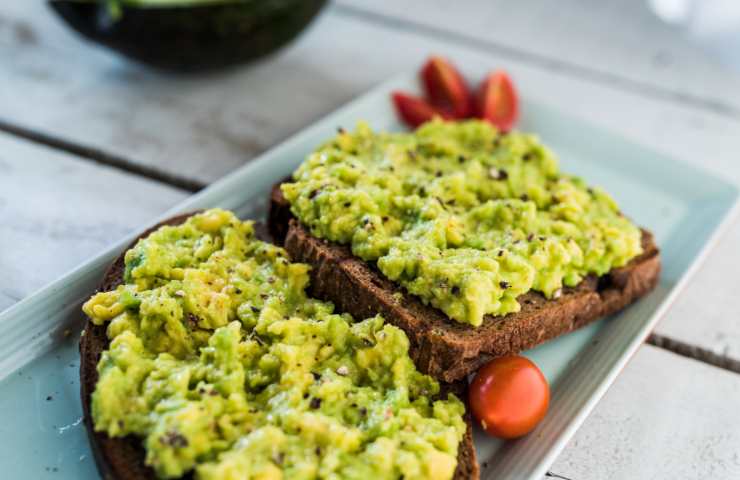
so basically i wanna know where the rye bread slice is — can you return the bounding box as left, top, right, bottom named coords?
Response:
left=269, top=183, right=661, bottom=383
left=79, top=213, right=479, bottom=480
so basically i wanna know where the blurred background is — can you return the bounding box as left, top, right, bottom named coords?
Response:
left=3, top=0, right=740, bottom=192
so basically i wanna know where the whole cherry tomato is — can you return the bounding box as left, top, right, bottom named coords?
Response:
left=468, top=355, right=549, bottom=439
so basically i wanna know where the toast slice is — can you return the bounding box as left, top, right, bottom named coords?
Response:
left=79, top=213, right=479, bottom=480
left=269, top=183, right=661, bottom=383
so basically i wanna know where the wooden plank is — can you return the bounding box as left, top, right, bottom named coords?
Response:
left=335, top=0, right=740, bottom=115
left=2, top=3, right=740, bottom=188
left=0, top=133, right=186, bottom=312
left=552, top=345, right=740, bottom=478
left=655, top=220, right=740, bottom=362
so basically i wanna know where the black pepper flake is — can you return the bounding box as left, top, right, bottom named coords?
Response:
left=308, top=189, right=320, bottom=200
left=46, top=395, right=53, bottom=401
left=523, top=153, right=533, bottom=161
left=458, top=155, right=466, bottom=163
left=435, top=171, right=442, bottom=177
left=260, top=294, right=268, bottom=299
left=272, top=452, right=285, bottom=466
left=382, top=216, right=389, bottom=222
left=497, top=250, right=504, bottom=257
left=521, top=194, right=529, bottom=201
left=539, top=236, right=545, bottom=241
left=343, top=201, right=351, bottom=208
left=160, top=430, right=189, bottom=448
left=500, top=281, right=510, bottom=289
left=311, top=372, right=321, bottom=381
left=527, top=233, right=534, bottom=241
left=235, top=289, right=242, bottom=294
left=587, top=187, right=594, bottom=195
left=309, top=397, right=322, bottom=409
left=359, top=407, right=368, bottom=416
left=250, top=306, right=260, bottom=313
left=303, top=393, right=309, bottom=399
left=315, top=446, right=322, bottom=456
left=337, top=126, right=346, bottom=134
left=268, top=277, right=275, bottom=283
left=451, top=286, right=460, bottom=295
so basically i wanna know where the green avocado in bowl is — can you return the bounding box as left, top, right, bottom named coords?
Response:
left=49, top=0, right=327, bottom=71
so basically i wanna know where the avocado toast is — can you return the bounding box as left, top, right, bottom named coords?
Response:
left=269, top=120, right=661, bottom=382
left=80, top=210, right=478, bottom=480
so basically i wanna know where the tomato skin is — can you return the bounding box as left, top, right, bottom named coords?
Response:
left=468, top=355, right=549, bottom=439
left=391, top=91, right=452, bottom=128
left=475, top=70, right=519, bottom=132
left=420, top=56, right=474, bottom=118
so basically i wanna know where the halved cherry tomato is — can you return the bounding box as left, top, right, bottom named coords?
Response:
left=475, top=70, right=519, bottom=132
left=421, top=56, right=473, bottom=118
left=391, top=91, right=451, bottom=128
left=469, top=355, right=549, bottom=439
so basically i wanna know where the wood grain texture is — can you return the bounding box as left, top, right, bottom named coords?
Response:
left=552, top=345, right=740, bottom=479
left=0, top=132, right=186, bottom=312
left=3, top=2, right=740, bottom=188
left=335, top=0, right=740, bottom=116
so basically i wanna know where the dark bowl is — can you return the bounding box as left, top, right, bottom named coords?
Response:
left=49, top=0, right=327, bottom=72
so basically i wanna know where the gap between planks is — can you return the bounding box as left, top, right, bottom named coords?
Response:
left=647, top=333, right=740, bottom=374
left=545, top=472, right=575, bottom=480
left=4, top=116, right=740, bottom=378
left=0, top=120, right=203, bottom=193
left=331, top=3, right=740, bottom=122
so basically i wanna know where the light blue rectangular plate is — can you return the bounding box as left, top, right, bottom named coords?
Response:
left=0, top=73, right=737, bottom=480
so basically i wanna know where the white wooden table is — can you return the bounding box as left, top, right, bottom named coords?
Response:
left=3, top=1, right=740, bottom=478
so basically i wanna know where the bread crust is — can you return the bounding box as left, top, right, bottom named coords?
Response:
left=79, top=213, right=479, bottom=480
left=271, top=183, right=661, bottom=383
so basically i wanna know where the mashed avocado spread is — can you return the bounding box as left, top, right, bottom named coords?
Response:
left=282, top=120, right=643, bottom=327
left=83, top=209, right=465, bottom=480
